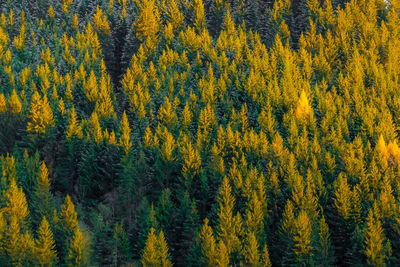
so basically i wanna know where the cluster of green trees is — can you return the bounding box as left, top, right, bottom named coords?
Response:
left=0, top=0, right=399, bottom=266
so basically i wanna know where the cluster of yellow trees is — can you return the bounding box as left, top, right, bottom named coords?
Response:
left=0, top=0, right=399, bottom=265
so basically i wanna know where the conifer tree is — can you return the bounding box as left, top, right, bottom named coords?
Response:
left=141, top=228, right=158, bottom=266
left=66, top=106, right=83, bottom=140
left=243, top=232, right=260, bottom=266
left=135, top=0, right=160, bottom=53
left=34, top=216, right=57, bottom=266
left=3, top=179, right=29, bottom=226
left=364, top=208, right=391, bottom=266
left=199, top=218, right=217, bottom=266
left=67, top=227, right=89, bottom=267
left=193, top=0, right=206, bottom=32
left=217, top=177, right=240, bottom=255
left=119, top=111, right=132, bottom=154
left=58, top=195, right=78, bottom=236
left=8, top=89, right=22, bottom=115
left=142, top=228, right=172, bottom=267
left=27, top=91, right=54, bottom=134
left=292, top=210, right=313, bottom=263
left=216, top=240, right=230, bottom=267
left=32, top=162, right=55, bottom=227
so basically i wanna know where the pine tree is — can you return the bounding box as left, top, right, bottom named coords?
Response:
left=34, top=216, right=57, bottom=266
left=8, top=89, right=22, bottom=114
left=142, top=228, right=172, bottom=267
left=67, top=227, right=89, bottom=267
left=59, top=195, right=78, bottom=236
left=217, top=177, right=240, bottom=255
left=27, top=91, right=54, bottom=134
left=215, top=240, right=230, bottom=267
left=243, top=232, right=260, bottom=266
left=364, top=208, right=391, bottom=267
left=157, top=230, right=172, bottom=267
left=119, top=111, right=132, bottom=154
left=88, top=111, right=103, bottom=144
left=135, top=0, right=160, bottom=53
left=295, top=90, right=312, bottom=120
left=199, top=218, right=217, bottom=266
left=3, top=179, right=29, bottom=226
left=334, top=173, right=352, bottom=220
left=66, top=106, right=83, bottom=140
left=315, top=215, right=335, bottom=266
left=193, top=0, right=206, bottom=32
left=141, top=228, right=158, bottom=266
left=32, top=162, right=55, bottom=227
left=261, top=245, right=272, bottom=267
left=167, top=0, right=184, bottom=32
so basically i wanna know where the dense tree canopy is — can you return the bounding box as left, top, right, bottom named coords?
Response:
left=0, top=0, right=400, bottom=266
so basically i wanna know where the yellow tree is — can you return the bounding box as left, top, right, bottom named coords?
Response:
left=199, top=218, right=217, bottom=266
left=364, top=207, right=391, bottom=267
left=88, top=111, right=103, bottom=144
left=141, top=228, right=172, bottom=267
left=179, top=136, right=201, bottom=180
left=142, top=228, right=158, bottom=266
left=216, top=240, right=230, bottom=267
left=93, top=6, right=111, bottom=34
left=157, top=230, right=172, bottom=267
left=243, top=232, right=260, bottom=266
left=27, top=91, right=54, bottom=134
left=3, top=179, right=29, bottom=226
left=261, top=245, right=272, bottom=267
left=4, top=217, right=34, bottom=267
left=59, top=195, right=79, bottom=236
left=295, top=90, right=312, bottom=120
left=95, top=74, right=115, bottom=119
left=0, top=93, right=6, bottom=113
left=67, top=227, right=88, bottom=267
left=193, top=0, right=205, bottom=32
left=2, top=179, right=33, bottom=266
left=333, top=173, right=352, bottom=220
left=66, top=106, right=83, bottom=140
left=293, top=210, right=313, bottom=260
left=84, top=70, right=98, bottom=102
left=8, top=89, right=22, bottom=114
left=136, top=0, right=161, bottom=53
left=119, top=111, right=132, bottom=154
left=33, top=162, right=55, bottom=225
left=160, top=128, right=175, bottom=162
left=217, top=177, right=241, bottom=255
left=34, top=216, right=57, bottom=266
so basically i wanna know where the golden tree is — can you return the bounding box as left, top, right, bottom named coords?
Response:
left=136, top=0, right=161, bottom=53
left=119, top=111, right=132, bottom=154
left=66, top=106, right=83, bottom=140
left=8, top=89, right=22, bottom=114
left=142, top=228, right=172, bottom=267
left=364, top=207, right=391, bottom=266
left=199, top=218, right=217, bottom=266
left=27, top=91, right=54, bottom=134
left=34, top=216, right=57, bottom=266
left=59, top=195, right=78, bottom=235
left=67, top=227, right=88, bottom=267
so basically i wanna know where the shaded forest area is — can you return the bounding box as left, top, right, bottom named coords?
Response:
left=0, top=0, right=399, bottom=266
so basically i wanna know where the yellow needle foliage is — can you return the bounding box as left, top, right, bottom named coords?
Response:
left=295, top=90, right=312, bottom=120
left=27, top=91, right=54, bottom=134
left=8, top=89, right=22, bottom=114
left=119, top=112, right=132, bottom=154
left=34, top=216, right=57, bottom=266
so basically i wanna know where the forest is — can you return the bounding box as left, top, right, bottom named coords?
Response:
left=0, top=0, right=399, bottom=266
